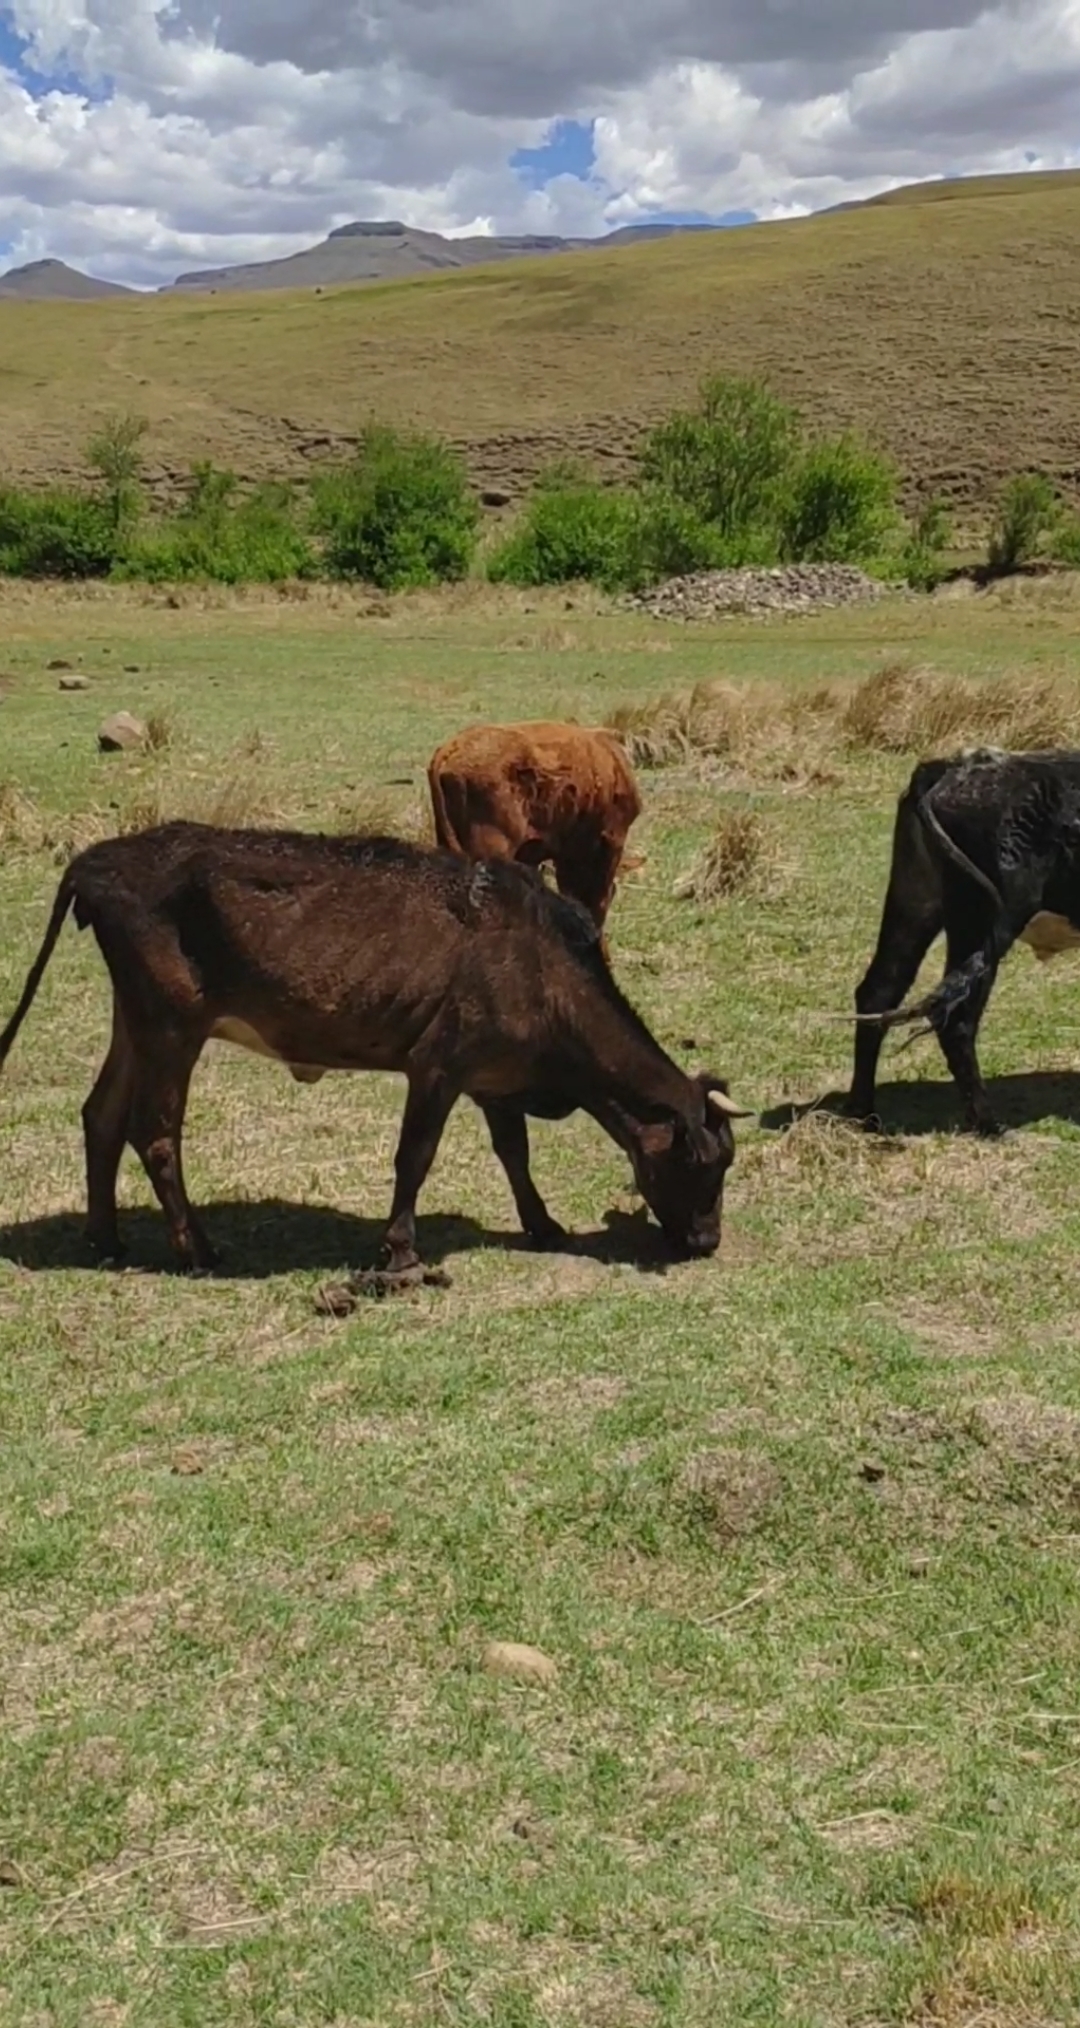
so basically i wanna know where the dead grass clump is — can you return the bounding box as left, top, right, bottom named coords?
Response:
left=966, top=1394, right=1080, bottom=1464
left=678, top=1448, right=781, bottom=1545
left=672, top=809, right=778, bottom=902
left=743, top=1109, right=902, bottom=1190
left=328, top=788, right=432, bottom=842
left=841, top=660, right=1080, bottom=755
left=144, top=708, right=173, bottom=752
left=0, top=782, right=111, bottom=861
left=609, top=678, right=839, bottom=783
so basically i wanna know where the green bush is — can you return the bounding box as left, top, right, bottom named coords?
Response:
left=638, top=375, right=798, bottom=561
left=487, top=472, right=641, bottom=589
left=780, top=435, right=901, bottom=564
left=116, top=465, right=315, bottom=584
left=988, top=473, right=1062, bottom=575
left=0, top=486, right=119, bottom=578
left=896, top=496, right=953, bottom=590
left=1053, top=515, right=1080, bottom=568
left=85, top=412, right=147, bottom=537
left=487, top=468, right=725, bottom=591
left=312, top=426, right=479, bottom=588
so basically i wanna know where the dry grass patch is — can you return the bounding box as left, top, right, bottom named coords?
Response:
left=840, top=661, right=1080, bottom=755
left=610, top=660, right=1080, bottom=793
left=672, top=808, right=781, bottom=902
left=0, top=782, right=113, bottom=861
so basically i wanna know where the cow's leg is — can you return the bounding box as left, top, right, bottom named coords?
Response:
left=376, top=1074, right=459, bottom=1280
left=127, top=1041, right=219, bottom=1273
left=82, top=997, right=136, bottom=1262
left=553, top=840, right=620, bottom=960
left=849, top=884, right=944, bottom=1127
left=481, top=1101, right=568, bottom=1248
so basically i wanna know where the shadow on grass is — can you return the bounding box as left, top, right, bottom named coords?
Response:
left=0, top=1195, right=678, bottom=1279
left=760, top=1069, right=1080, bottom=1138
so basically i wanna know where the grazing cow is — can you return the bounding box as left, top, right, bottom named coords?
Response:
left=0, top=822, right=748, bottom=1282
left=849, top=747, right=1080, bottom=1135
left=427, top=721, right=643, bottom=949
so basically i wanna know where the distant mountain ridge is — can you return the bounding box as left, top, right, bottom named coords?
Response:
left=0, top=258, right=137, bottom=300
left=163, top=218, right=721, bottom=295
left=2, top=171, right=1077, bottom=302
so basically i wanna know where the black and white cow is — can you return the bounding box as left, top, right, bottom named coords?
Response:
left=849, top=747, right=1080, bottom=1135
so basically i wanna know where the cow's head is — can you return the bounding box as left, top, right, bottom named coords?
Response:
left=626, top=1075, right=751, bottom=1258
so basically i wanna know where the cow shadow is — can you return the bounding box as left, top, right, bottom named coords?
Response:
left=0, top=1195, right=679, bottom=1280
left=760, top=1070, right=1080, bottom=1138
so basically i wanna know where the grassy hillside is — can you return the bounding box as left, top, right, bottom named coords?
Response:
left=2, top=174, right=1079, bottom=522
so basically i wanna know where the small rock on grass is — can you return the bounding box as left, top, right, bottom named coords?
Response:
left=483, top=1641, right=558, bottom=1687
left=59, top=673, right=90, bottom=691
left=98, top=710, right=148, bottom=753
left=0, top=1859, right=24, bottom=1888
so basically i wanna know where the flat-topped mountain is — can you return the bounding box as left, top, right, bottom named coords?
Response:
left=163, top=217, right=711, bottom=294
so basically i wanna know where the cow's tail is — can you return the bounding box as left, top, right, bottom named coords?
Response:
left=853, top=781, right=1003, bottom=1036
left=0, top=869, right=78, bottom=1072
left=426, top=763, right=465, bottom=855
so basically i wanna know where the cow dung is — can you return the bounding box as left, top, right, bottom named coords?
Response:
left=98, top=710, right=148, bottom=753
left=483, top=1640, right=558, bottom=1687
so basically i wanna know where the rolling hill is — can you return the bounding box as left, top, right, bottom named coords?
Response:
left=0, top=259, right=137, bottom=301
left=1, top=170, right=1079, bottom=525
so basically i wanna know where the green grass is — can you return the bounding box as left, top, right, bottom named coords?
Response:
left=2, top=578, right=1080, bottom=2024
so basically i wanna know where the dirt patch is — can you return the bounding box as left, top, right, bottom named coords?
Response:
left=967, top=1394, right=1080, bottom=1465
left=678, top=1448, right=782, bottom=1545
left=897, top=1302, right=1003, bottom=1364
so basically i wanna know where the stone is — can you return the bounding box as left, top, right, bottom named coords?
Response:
left=622, top=564, right=896, bottom=624
left=59, top=674, right=90, bottom=692
left=483, top=1640, right=558, bottom=1687
left=98, top=711, right=148, bottom=753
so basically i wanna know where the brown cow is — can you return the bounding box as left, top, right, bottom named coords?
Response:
left=0, top=823, right=748, bottom=1288
left=427, top=721, right=643, bottom=949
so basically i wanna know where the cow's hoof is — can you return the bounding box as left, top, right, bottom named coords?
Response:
left=526, top=1220, right=570, bottom=1252
left=971, top=1114, right=1006, bottom=1140
left=87, top=1233, right=126, bottom=1268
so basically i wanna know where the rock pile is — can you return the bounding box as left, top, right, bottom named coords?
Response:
left=624, top=563, right=892, bottom=621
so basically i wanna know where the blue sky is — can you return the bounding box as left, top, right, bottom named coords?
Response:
left=511, top=119, right=758, bottom=231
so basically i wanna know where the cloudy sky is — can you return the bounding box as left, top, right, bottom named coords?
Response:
left=0, top=1, right=1075, bottom=287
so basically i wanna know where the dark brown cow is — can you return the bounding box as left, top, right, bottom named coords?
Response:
left=427, top=721, right=643, bottom=950
left=0, top=823, right=748, bottom=1286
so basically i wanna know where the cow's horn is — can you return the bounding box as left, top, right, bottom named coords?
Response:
left=706, top=1087, right=754, bottom=1121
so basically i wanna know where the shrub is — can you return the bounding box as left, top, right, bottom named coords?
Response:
left=638, top=375, right=798, bottom=561
left=1052, top=514, right=1080, bottom=568
left=896, top=496, right=953, bottom=591
left=312, top=426, right=479, bottom=588
left=0, top=485, right=119, bottom=578
left=488, top=468, right=724, bottom=591
left=987, top=473, right=1062, bottom=576
left=117, top=465, right=315, bottom=583
left=85, top=412, right=147, bottom=536
left=780, top=435, right=901, bottom=564
left=487, top=472, right=641, bottom=589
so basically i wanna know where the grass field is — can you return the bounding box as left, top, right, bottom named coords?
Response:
left=3, top=577, right=1080, bottom=2025
left=3, top=171, right=1080, bottom=526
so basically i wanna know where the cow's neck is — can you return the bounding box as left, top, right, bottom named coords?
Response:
left=569, top=985, right=695, bottom=1128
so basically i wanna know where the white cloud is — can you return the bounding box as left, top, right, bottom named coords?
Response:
left=0, top=1, right=1076, bottom=287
